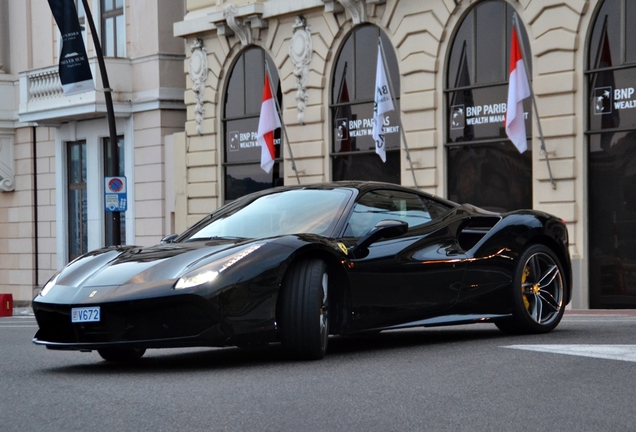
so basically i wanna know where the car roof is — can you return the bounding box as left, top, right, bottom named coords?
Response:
left=264, top=181, right=456, bottom=205
left=218, top=181, right=459, bottom=217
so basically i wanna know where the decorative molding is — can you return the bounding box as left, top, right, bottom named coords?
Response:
left=209, top=3, right=268, bottom=45
left=188, top=38, right=208, bottom=136
left=221, top=4, right=252, bottom=46
left=324, top=0, right=372, bottom=24
left=289, top=16, right=313, bottom=125
left=322, top=0, right=344, bottom=13
left=0, top=134, right=15, bottom=192
left=340, top=0, right=367, bottom=24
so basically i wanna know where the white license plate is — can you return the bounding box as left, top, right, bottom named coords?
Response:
left=71, top=307, right=101, bottom=323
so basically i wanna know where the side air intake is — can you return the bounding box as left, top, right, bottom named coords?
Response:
left=458, top=216, right=501, bottom=251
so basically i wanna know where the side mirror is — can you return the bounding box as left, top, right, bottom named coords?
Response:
left=160, top=234, right=179, bottom=244
left=349, top=219, right=408, bottom=258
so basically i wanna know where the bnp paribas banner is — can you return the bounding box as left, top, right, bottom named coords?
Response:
left=48, top=0, right=94, bottom=95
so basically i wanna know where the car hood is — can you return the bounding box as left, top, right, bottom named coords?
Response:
left=55, top=240, right=248, bottom=288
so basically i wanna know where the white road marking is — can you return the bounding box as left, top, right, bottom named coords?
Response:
left=504, top=345, right=636, bottom=363
left=563, top=319, right=636, bottom=323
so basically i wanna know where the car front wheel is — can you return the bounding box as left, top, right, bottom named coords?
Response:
left=496, top=244, right=565, bottom=334
left=279, top=259, right=329, bottom=360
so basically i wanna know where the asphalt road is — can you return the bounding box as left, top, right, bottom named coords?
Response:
left=1, top=312, right=636, bottom=432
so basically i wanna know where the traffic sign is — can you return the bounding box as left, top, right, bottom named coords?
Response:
left=104, top=176, right=127, bottom=212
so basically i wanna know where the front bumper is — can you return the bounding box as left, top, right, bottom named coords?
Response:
left=32, top=294, right=228, bottom=350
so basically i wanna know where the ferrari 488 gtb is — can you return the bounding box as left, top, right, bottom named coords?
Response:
left=33, top=182, right=571, bottom=362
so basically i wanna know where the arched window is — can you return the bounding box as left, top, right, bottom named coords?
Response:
left=330, top=25, right=400, bottom=184
left=223, top=48, right=282, bottom=202
left=445, top=0, right=532, bottom=212
left=586, top=0, right=636, bottom=308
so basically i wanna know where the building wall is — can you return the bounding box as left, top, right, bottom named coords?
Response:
left=34, top=127, right=58, bottom=289
left=0, top=0, right=186, bottom=303
left=0, top=128, right=33, bottom=301
left=173, top=0, right=602, bottom=308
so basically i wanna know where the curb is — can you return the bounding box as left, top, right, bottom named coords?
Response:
left=12, top=307, right=34, bottom=316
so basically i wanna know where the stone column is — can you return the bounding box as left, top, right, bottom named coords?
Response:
left=0, top=0, right=6, bottom=73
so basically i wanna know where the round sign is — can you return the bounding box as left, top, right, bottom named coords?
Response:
left=108, top=178, right=124, bottom=193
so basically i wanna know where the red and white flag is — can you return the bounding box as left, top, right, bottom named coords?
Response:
left=257, top=73, right=281, bottom=173
left=505, top=26, right=531, bottom=153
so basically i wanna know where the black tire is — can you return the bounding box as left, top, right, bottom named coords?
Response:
left=495, top=244, right=565, bottom=335
left=279, top=259, right=329, bottom=360
left=97, top=347, right=146, bottom=362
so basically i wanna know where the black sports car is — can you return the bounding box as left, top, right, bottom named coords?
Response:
left=33, top=181, right=571, bottom=362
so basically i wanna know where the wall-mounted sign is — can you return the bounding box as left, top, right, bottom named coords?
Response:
left=589, top=69, right=636, bottom=132
left=332, top=102, right=401, bottom=153
left=447, top=84, right=531, bottom=143
left=104, top=176, right=127, bottom=212
left=225, top=117, right=281, bottom=164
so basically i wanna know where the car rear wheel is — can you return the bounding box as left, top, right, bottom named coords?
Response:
left=495, top=244, right=565, bottom=335
left=97, top=347, right=146, bottom=362
left=279, top=259, right=329, bottom=360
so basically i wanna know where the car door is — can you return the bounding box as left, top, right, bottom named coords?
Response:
left=343, top=189, right=468, bottom=331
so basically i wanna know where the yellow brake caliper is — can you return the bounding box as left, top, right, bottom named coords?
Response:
left=522, top=266, right=531, bottom=310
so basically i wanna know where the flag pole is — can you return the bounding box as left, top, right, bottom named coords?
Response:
left=378, top=38, right=419, bottom=190
left=265, top=61, right=301, bottom=185
left=512, top=13, right=555, bottom=190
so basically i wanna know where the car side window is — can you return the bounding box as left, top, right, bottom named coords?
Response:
left=345, top=190, right=441, bottom=237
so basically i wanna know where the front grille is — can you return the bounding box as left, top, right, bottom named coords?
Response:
left=34, top=296, right=216, bottom=344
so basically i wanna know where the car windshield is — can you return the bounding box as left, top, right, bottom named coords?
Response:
left=182, top=189, right=353, bottom=241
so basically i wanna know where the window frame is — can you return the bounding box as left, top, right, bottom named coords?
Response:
left=329, top=25, right=401, bottom=184
left=67, top=141, right=88, bottom=261
left=585, top=0, right=636, bottom=309
left=444, top=0, right=533, bottom=212
left=221, top=47, right=283, bottom=203
left=101, top=0, right=125, bottom=58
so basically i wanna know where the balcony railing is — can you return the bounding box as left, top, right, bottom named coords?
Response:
left=19, top=58, right=133, bottom=124
left=27, top=68, right=64, bottom=100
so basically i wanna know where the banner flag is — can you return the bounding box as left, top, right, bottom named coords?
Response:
left=48, top=0, right=94, bottom=95
left=372, top=43, right=394, bottom=163
left=504, top=26, right=531, bottom=153
left=257, top=72, right=281, bottom=173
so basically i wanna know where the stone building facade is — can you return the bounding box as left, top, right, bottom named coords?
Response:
left=0, top=0, right=186, bottom=304
left=173, top=0, right=636, bottom=310
left=1, top=0, right=632, bottom=311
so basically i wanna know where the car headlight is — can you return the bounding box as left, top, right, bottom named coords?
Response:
left=174, top=243, right=263, bottom=290
left=40, top=273, right=61, bottom=297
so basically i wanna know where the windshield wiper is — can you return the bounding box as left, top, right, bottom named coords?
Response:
left=184, top=236, right=248, bottom=242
